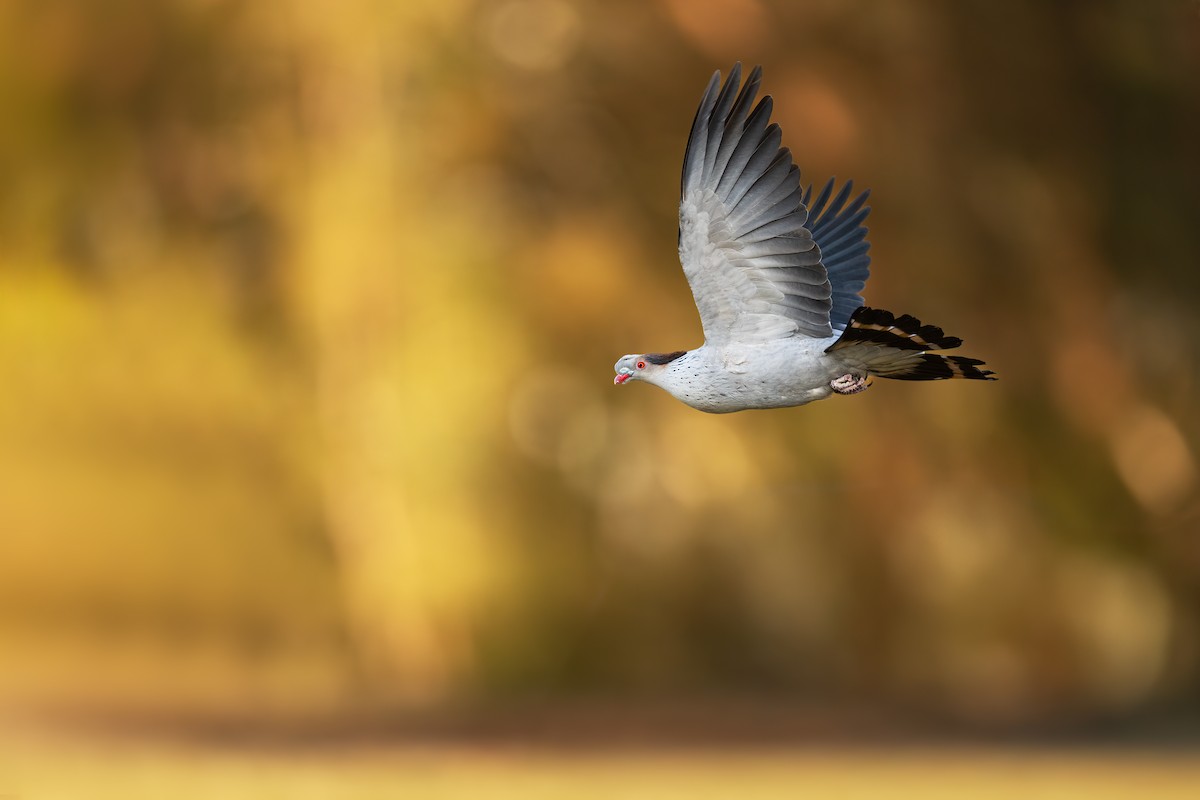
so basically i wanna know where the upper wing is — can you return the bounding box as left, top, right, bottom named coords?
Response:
left=804, top=178, right=872, bottom=334
left=678, top=64, right=833, bottom=345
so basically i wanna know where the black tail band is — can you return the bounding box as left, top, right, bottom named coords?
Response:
left=828, top=306, right=962, bottom=352
left=827, top=306, right=997, bottom=381
left=884, top=354, right=996, bottom=381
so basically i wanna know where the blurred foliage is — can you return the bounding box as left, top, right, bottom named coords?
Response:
left=1, top=0, right=1198, bottom=731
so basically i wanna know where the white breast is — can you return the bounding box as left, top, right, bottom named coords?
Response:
left=653, top=338, right=843, bottom=413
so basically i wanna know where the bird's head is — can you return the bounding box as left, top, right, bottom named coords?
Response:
left=613, top=351, right=687, bottom=385
left=613, top=354, right=649, bottom=385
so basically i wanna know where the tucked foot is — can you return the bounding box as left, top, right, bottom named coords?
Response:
left=830, top=373, right=870, bottom=395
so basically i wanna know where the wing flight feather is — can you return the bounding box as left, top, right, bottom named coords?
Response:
left=678, top=64, right=833, bottom=344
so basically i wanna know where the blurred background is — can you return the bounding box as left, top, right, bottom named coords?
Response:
left=2, top=0, right=1199, bottom=795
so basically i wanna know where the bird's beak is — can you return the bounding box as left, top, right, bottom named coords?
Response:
left=614, top=370, right=632, bottom=385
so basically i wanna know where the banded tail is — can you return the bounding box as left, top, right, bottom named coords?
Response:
left=827, top=307, right=996, bottom=381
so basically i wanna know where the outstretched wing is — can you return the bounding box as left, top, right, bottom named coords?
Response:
left=804, top=178, right=872, bottom=334
left=678, top=64, right=833, bottom=345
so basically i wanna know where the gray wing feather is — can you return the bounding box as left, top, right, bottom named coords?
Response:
left=681, top=72, right=721, bottom=193
left=715, top=97, right=773, bottom=198
left=729, top=152, right=793, bottom=221
left=678, top=65, right=833, bottom=344
left=804, top=178, right=872, bottom=334
left=727, top=125, right=783, bottom=206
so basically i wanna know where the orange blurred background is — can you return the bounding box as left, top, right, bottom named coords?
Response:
left=1, top=0, right=1198, bottom=794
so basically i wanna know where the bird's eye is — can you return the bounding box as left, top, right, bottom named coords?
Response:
left=636, top=360, right=646, bottom=370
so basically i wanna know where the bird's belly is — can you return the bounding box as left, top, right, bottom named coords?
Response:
left=696, top=378, right=834, bottom=413
left=683, top=358, right=838, bottom=413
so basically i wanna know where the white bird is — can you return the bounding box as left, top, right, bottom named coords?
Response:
left=614, top=64, right=995, bottom=413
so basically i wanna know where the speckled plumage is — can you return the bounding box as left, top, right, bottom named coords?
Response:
left=614, top=64, right=995, bottom=413
left=617, top=340, right=841, bottom=413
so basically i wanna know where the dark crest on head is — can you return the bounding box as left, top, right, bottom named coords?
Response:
left=644, top=350, right=687, bottom=365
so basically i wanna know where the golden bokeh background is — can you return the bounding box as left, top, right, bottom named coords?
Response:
left=1, top=0, right=1198, bottom=795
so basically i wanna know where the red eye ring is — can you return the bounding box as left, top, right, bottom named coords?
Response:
left=636, top=360, right=646, bottom=370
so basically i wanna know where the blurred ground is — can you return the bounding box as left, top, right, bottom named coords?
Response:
left=4, top=730, right=1200, bottom=800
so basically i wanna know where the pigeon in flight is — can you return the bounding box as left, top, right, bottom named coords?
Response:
left=614, top=64, right=995, bottom=412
